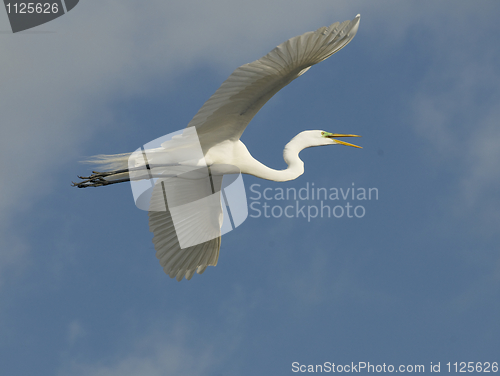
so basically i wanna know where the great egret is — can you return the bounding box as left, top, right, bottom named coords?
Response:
left=74, top=14, right=362, bottom=281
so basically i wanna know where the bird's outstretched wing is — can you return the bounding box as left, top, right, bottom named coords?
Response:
left=148, top=169, right=224, bottom=281
left=149, top=15, right=360, bottom=280
left=187, top=15, right=360, bottom=151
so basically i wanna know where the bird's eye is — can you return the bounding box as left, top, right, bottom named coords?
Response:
left=321, top=132, right=325, bottom=135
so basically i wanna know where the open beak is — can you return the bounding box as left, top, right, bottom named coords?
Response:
left=326, top=134, right=362, bottom=149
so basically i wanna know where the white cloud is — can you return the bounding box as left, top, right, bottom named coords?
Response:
left=460, top=107, right=500, bottom=206
left=58, top=290, right=252, bottom=376
left=0, top=232, right=29, bottom=289
left=60, top=333, right=217, bottom=376
left=67, top=319, right=87, bottom=345
left=403, top=2, right=500, bottom=231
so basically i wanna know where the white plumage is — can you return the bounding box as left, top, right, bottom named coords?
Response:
left=75, top=15, right=362, bottom=281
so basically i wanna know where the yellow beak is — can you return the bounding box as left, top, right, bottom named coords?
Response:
left=327, top=134, right=362, bottom=149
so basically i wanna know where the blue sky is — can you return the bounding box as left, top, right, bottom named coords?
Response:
left=1, top=1, right=499, bottom=375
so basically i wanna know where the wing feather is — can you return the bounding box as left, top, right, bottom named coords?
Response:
left=148, top=175, right=223, bottom=281
left=187, top=15, right=360, bottom=151
left=147, top=16, right=360, bottom=281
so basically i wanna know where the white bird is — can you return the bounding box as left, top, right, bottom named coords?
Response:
left=74, top=14, right=362, bottom=281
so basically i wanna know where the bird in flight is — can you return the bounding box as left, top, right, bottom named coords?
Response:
left=74, top=14, right=362, bottom=281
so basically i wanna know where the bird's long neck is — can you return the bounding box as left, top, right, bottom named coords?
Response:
left=239, top=137, right=305, bottom=182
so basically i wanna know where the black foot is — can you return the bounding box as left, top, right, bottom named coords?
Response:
left=72, top=169, right=129, bottom=188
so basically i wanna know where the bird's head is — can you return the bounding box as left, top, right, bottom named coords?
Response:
left=292, top=130, right=362, bottom=149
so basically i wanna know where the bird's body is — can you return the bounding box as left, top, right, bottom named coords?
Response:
left=75, top=15, right=362, bottom=281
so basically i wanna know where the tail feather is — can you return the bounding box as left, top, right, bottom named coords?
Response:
left=82, top=153, right=132, bottom=172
